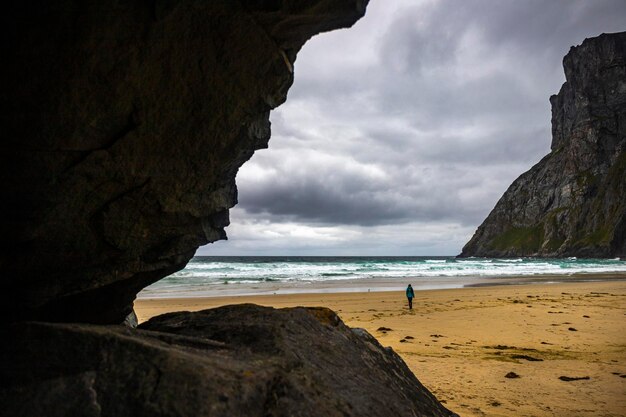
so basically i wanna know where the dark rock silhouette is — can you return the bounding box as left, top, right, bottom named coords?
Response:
left=0, top=305, right=457, bottom=417
left=0, top=2, right=456, bottom=416
left=1, top=0, right=367, bottom=324
left=461, top=32, right=626, bottom=258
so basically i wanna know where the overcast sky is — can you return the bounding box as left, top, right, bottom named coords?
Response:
left=199, top=0, right=626, bottom=256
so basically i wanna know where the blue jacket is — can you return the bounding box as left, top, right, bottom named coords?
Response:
left=406, top=286, right=414, bottom=298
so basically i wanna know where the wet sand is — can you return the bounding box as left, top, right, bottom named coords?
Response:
left=135, top=281, right=626, bottom=417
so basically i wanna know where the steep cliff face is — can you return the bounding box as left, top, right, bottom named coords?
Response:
left=461, top=32, right=626, bottom=258
left=1, top=0, right=367, bottom=323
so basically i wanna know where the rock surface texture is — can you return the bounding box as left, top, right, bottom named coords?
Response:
left=1, top=0, right=367, bottom=324
left=461, top=32, right=626, bottom=258
left=0, top=305, right=457, bottom=417
left=1, top=3, right=456, bottom=415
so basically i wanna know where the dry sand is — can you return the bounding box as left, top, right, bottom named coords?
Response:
left=135, top=281, right=626, bottom=417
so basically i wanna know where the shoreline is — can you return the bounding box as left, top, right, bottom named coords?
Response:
left=137, top=272, right=626, bottom=299
left=135, top=280, right=626, bottom=417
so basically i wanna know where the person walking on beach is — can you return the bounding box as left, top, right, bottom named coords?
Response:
left=406, top=284, right=414, bottom=309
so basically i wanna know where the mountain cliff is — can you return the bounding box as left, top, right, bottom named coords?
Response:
left=461, top=32, right=626, bottom=258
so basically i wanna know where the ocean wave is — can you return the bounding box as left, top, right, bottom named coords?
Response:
left=320, top=272, right=356, bottom=277
left=142, top=257, right=626, bottom=296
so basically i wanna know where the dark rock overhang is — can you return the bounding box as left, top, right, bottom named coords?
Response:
left=1, top=0, right=367, bottom=324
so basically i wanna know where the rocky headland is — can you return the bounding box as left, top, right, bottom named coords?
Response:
left=0, top=1, right=455, bottom=416
left=461, top=32, right=626, bottom=258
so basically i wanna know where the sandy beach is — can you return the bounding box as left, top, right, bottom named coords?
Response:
left=135, top=281, right=626, bottom=417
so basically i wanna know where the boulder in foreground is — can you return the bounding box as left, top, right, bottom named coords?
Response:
left=1, top=305, right=456, bottom=417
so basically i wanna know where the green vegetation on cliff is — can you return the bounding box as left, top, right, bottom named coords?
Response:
left=488, top=225, right=544, bottom=254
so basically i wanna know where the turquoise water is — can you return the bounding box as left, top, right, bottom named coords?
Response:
left=139, top=256, right=626, bottom=298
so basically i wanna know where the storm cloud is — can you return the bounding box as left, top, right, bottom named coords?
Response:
left=199, top=0, right=626, bottom=256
